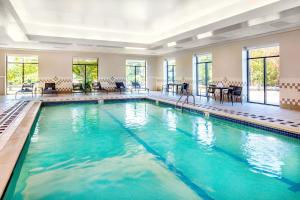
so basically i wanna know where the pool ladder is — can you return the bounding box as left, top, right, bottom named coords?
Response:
left=175, top=93, right=195, bottom=111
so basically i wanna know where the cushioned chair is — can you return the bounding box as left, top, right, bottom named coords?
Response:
left=91, top=82, right=108, bottom=94
left=42, top=83, right=58, bottom=96
left=131, top=82, right=149, bottom=93
left=15, top=83, right=34, bottom=98
left=72, top=83, right=84, bottom=94
left=115, top=82, right=131, bottom=94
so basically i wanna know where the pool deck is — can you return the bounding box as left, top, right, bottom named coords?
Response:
left=0, top=91, right=300, bottom=197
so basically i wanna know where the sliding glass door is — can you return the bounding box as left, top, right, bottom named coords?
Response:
left=6, top=55, right=38, bottom=94
left=196, top=54, right=212, bottom=96
left=247, top=46, right=280, bottom=105
left=72, top=58, right=98, bottom=89
left=167, top=59, right=176, bottom=84
left=126, top=60, right=146, bottom=88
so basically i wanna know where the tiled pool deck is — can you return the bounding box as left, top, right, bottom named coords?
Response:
left=0, top=91, right=300, bottom=197
left=1, top=91, right=300, bottom=137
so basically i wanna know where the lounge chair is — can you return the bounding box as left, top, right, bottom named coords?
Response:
left=91, top=82, right=108, bottom=94
left=72, top=83, right=85, bottom=94
left=42, top=83, right=58, bottom=96
left=131, top=82, right=149, bottom=93
left=114, top=82, right=132, bottom=94
left=15, top=83, right=34, bottom=99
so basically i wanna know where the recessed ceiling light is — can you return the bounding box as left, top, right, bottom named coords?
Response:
left=167, top=42, right=176, bottom=47
left=125, top=47, right=147, bottom=50
left=196, top=31, right=213, bottom=40
left=248, top=14, right=280, bottom=26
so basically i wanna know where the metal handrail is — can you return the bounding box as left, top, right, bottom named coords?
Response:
left=175, top=92, right=195, bottom=111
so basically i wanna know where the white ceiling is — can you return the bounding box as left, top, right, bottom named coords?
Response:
left=0, top=0, right=300, bottom=55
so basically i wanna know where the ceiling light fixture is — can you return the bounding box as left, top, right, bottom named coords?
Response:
left=196, top=31, right=213, bottom=40
left=167, top=42, right=176, bottom=47
left=125, top=47, right=147, bottom=50
left=248, top=14, right=280, bottom=26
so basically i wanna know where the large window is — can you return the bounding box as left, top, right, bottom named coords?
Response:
left=167, top=59, right=176, bottom=83
left=72, top=58, right=98, bottom=89
left=6, top=55, right=38, bottom=94
left=196, top=54, right=212, bottom=96
left=126, top=60, right=146, bottom=88
left=247, top=46, right=280, bottom=105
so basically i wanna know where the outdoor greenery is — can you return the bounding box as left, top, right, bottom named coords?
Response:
left=72, top=58, right=98, bottom=90
left=248, top=47, right=279, bottom=87
left=196, top=54, right=212, bottom=95
left=167, top=59, right=176, bottom=83
left=6, top=56, right=38, bottom=94
left=126, top=60, right=146, bottom=87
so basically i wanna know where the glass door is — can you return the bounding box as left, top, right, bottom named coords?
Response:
left=248, top=58, right=264, bottom=103
left=126, top=60, right=146, bottom=88
left=196, top=54, right=212, bottom=96
left=247, top=46, right=279, bottom=105
left=266, top=57, right=280, bottom=105
left=72, top=58, right=98, bottom=91
left=6, top=56, right=38, bottom=94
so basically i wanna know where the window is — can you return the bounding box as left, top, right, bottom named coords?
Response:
left=247, top=46, right=280, bottom=105
left=72, top=58, right=98, bottom=89
left=6, top=55, right=38, bottom=94
left=196, top=54, right=212, bottom=96
left=126, top=60, right=146, bottom=88
left=167, top=59, right=176, bottom=83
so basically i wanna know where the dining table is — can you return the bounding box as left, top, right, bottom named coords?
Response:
left=167, top=83, right=182, bottom=94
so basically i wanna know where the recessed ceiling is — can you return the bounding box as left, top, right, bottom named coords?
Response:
left=0, top=0, right=300, bottom=55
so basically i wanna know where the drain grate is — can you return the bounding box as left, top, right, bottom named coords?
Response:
left=0, top=101, right=30, bottom=135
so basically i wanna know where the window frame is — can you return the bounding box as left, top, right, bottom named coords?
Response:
left=72, top=57, right=99, bottom=88
left=166, top=60, right=176, bottom=84
left=246, top=46, right=280, bottom=106
left=6, top=55, right=39, bottom=95
left=195, top=54, right=212, bottom=96
left=126, top=60, right=147, bottom=89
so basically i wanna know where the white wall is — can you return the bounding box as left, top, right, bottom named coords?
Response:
left=154, top=29, right=300, bottom=110
left=0, top=49, right=157, bottom=93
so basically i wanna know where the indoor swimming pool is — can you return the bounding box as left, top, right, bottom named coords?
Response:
left=3, top=100, right=300, bottom=200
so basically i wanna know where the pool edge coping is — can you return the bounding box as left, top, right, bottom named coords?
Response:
left=0, top=101, right=41, bottom=198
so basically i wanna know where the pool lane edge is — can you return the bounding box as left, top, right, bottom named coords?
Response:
left=0, top=101, right=41, bottom=198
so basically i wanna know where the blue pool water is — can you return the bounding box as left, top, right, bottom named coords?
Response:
left=4, top=100, right=300, bottom=200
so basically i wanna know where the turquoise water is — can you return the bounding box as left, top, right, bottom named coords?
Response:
left=4, top=100, right=300, bottom=200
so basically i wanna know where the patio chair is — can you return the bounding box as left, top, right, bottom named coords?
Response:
left=15, top=83, right=34, bottom=99
left=72, top=83, right=84, bottom=94
left=131, top=82, right=149, bottom=93
left=229, top=86, right=243, bottom=105
left=180, top=83, right=189, bottom=94
left=91, top=81, right=108, bottom=94
left=115, top=82, right=131, bottom=94
left=207, top=84, right=216, bottom=102
left=42, top=83, right=58, bottom=96
left=222, top=85, right=235, bottom=103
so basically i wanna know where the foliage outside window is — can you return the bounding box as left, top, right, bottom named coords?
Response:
left=6, top=55, right=38, bottom=94
left=72, top=58, right=98, bottom=90
left=196, top=54, right=212, bottom=96
left=247, top=46, right=280, bottom=105
left=126, top=60, right=146, bottom=88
